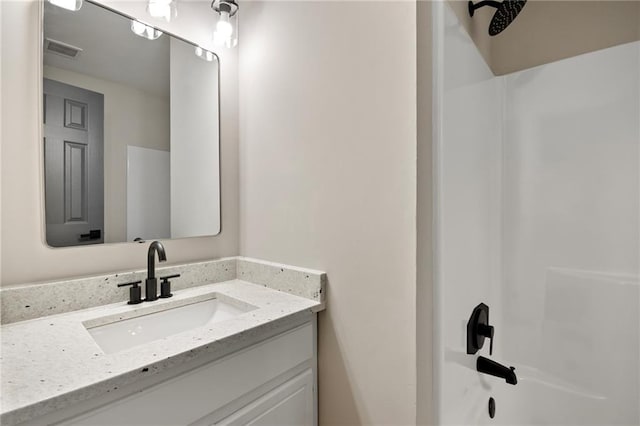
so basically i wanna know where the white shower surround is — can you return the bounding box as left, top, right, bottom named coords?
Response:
left=434, top=3, right=639, bottom=425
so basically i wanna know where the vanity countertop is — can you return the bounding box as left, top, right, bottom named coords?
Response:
left=0, top=278, right=323, bottom=425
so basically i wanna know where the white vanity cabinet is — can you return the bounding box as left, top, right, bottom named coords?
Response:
left=25, top=321, right=316, bottom=426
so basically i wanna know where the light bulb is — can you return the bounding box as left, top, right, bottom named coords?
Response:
left=195, top=46, right=215, bottom=62
left=212, top=0, right=238, bottom=48
left=147, top=0, right=177, bottom=22
left=130, top=20, right=163, bottom=40
left=216, top=11, right=233, bottom=39
left=131, top=20, right=146, bottom=36
left=48, top=0, right=83, bottom=11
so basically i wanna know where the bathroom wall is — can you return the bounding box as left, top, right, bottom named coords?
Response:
left=491, top=0, right=640, bottom=75
left=436, top=2, right=640, bottom=424
left=0, top=0, right=3, bottom=286
left=435, top=3, right=504, bottom=424
left=449, top=0, right=640, bottom=75
left=238, top=1, right=418, bottom=423
left=0, top=0, right=239, bottom=286
left=42, top=65, right=170, bottom=243
left=501, top=40, right=640, bottom=424
left=416, top=2, right=434, bottom=424
left=446, top=0, right=492, bottom=68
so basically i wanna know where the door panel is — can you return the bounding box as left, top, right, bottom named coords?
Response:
left=44, top=79, right=104, bottom=246
left=64, top=141, right=88, bottom=222
left=216, top=369, right=314, bottom=426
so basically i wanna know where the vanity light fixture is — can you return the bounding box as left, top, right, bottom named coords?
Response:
left=147, top=0, right=177, bottom=23
left=131, top=19, right=163, bottom=40
left=48, top=0, right=83, bottom=11
left=195, top=46, right=215, bottom=62
left=211, top=0, right=238, bottom=48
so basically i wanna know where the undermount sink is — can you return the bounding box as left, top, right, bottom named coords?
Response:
left=85, top=296, right=254, bottom=354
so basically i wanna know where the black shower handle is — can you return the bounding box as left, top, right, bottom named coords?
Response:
left=478, top=323, right=494, bottom=355
left=467, top=303, right=495, bottom=355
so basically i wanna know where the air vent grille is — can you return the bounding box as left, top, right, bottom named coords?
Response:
left=45, top=38, right=83, bottom=59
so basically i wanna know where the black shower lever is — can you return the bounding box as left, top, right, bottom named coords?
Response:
left=478, top=321, right=494, bottom=355
left=467, top=303, right=495, bottom=355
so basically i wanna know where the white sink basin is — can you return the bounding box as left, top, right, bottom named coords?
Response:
left=85, top=296, right=253, bottom=354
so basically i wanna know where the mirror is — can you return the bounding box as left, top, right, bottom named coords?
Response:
left=42, top=0, right=220, bottom=247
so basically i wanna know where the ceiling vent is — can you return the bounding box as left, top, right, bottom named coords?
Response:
left=45, top=38, right=83, bottom=59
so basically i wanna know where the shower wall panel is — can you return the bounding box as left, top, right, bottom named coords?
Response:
left=436, top=4, right=504, bottom=424
left=502, top=40, right=640, bottom=425
left=435, top=2, right=639, bottom=424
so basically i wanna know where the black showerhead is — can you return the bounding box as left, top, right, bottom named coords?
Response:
left=468, top=0, right=527, bottom=36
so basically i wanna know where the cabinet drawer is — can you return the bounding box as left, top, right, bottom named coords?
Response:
left=61, top=324, right=313, bottom=426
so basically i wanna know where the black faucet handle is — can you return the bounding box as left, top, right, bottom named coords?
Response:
left=159, top=274, right=180, bottom=299
left=160, top=274, right=181, bottom=281
left=117, top=280, right=142, bottom=287
left=117, top=280, right=143, bottom=305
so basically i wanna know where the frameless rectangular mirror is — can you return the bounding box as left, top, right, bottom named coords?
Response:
left=42, top=0, right=220, bottom=247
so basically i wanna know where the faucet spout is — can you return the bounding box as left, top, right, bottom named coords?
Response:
left=145, top=241, right=167, bottom=302
left=147, top=241, right=166, bottom=280
left=477, top=356, right=517, bottom=385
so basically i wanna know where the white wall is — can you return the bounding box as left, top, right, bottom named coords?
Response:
left=502, top=40, right=640, bottom=424
left=43, top=65, right=170, bottom=243
left=127, top=146, right=170, bottom=241
left=435, top=3, right=504, bottom=424
left=0, top=0, right=238, bottom=286
left=0, top=0, right=3, bottom=286
left=436, top=2, right=640, bottom=423
left=238, top=1, right=417, bottom=424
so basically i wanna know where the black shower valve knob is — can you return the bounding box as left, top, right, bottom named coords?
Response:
left=467, top=303, right=495, bottom=355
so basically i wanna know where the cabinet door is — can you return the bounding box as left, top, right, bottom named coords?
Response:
left=215, top=369, right=314, bottom=426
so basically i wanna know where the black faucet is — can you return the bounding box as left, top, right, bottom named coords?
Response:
left=145, top=241, right=167, bottom=302
left=477, top=356, right=517, bottom=385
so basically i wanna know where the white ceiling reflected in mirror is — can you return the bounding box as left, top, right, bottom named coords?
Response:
left=42, top=0, right=220, bottom=248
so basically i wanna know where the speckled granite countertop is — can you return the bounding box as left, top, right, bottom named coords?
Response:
left=1, top=269, right=325, bottom=425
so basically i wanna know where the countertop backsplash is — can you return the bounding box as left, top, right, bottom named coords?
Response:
left=1, top=257, right=326, bottom=324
